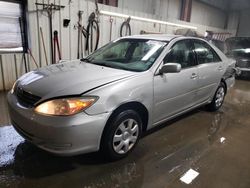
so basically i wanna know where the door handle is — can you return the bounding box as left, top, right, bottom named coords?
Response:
left=218, top=66, right=223, bottom=71
left=190, top=73, right=198, bottom=79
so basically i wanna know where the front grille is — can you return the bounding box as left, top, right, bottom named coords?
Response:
left=15, top=86, right=41, bottom=108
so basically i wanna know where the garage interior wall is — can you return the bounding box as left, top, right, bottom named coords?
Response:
left=237, top=10, right=250, bottom=36
left=190, top=0, right=227, bottom=28
left=0, top=0, right=236, bottom=91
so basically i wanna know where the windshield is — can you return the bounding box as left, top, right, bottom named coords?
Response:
left=85, top=39, right=167, bottom=72
left=226, top=37, right=250, bottom=58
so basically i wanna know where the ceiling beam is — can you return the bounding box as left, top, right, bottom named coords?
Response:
left=197, top=0, right=229, bottom=11
left=229, top=0, right=250, bottom=10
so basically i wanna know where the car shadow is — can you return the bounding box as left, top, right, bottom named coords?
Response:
left=9, top=142, right=107, bottom=178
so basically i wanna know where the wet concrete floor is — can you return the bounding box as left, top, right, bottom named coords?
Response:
left=1, top=80, right=250, bottom=188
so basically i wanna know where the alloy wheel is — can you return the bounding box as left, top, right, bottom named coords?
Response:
left=112, top=119, right=139, bottom=154
left=215, top=87, right=225, bottom=108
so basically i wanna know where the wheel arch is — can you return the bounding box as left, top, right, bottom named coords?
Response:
left=220, top=78, right=227, bottom=93
left=100, top=101, right=149, bottom=148
left=107, top=101, right=148, bottom=131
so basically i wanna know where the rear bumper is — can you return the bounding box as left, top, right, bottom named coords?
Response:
left=7, top=92, right=110, bottom=156
left=225, top=76, right=235, bottom=90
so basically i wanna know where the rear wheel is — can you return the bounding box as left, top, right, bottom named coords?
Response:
left=207, top=82, right=226, bottom=111
left=101, top=110, right=142, bottom=161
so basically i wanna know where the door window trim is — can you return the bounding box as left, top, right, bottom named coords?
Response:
left=161, top=39, right=198, bottom=71
left=154, top=39, right=199, bottom=76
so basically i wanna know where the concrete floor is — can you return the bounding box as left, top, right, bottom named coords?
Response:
left=1, top=80, right=250, bottom=188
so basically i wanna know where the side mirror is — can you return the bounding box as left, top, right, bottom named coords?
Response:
left=159, top=63, right=181, bottom=74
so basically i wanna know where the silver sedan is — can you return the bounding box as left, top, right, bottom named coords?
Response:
left=7, top=35, right=235, bottom=160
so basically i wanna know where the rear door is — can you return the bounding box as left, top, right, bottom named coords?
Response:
left=153, top=39, right=199, bottom=123
left=192, top=39, right=224, bottom=103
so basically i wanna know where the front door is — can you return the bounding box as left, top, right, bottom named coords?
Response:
left=153, top=39, right=199, bottom=124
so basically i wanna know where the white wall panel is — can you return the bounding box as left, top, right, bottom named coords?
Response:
left=154, top=0, right=181, bottom=20
left=60, top=0, right=70, bottom=60
left=27, top=1, right=40, bottom=70
left=1, top=54, right=16, bottom=90
left=0, top=57, right=4, bottom=90
left=227, top=11, right=239, bottom=31
left=237, top=10, right=250, bottom=37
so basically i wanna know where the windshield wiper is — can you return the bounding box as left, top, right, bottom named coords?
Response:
left=80, top=58, right=91, bottom=62
left=91, top=62, right=113, bottom=68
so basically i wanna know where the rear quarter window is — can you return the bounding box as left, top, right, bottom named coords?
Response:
left=193, top=40, right=221, bottom=64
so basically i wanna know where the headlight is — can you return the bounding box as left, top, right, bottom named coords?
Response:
left=10, top=81, right=17, bottom=94
left=34, top=97, right=98, bottom=116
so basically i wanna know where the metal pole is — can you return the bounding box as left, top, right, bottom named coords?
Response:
left=14, top=54, right=18, bottom=80
left=23, top=53, right=28, bottom=73
left=109, top=17, right=113, bottom=42
left=36, top=0, right=42, bottom=67
left=0, top=55, right=6, bottom=91
left=48, top=9, right=54, bottom=64
left=40, top=27, right=49, bottom=66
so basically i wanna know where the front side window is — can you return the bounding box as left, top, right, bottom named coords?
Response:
left=164, top=40, right=196, bottom=69
left=193, top=40, right=221, bottom=64
left=86, top=39, right=167, bottom=72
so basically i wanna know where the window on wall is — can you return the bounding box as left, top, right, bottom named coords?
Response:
left=98, top=0, right=118, bottom=7
left=0, top=0, right=27, bottom=53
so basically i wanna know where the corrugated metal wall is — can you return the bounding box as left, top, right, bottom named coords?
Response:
left=191, top=0, right=227, bottom=28
left=0, top=0, right=235, bottom=91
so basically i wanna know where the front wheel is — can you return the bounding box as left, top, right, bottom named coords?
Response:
left=101, top=110, right=142, bottom=161
left=207, top=82, right=226, bottom=111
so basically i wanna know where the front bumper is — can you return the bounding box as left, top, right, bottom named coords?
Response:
left=7, top=92, right=110, bottom=156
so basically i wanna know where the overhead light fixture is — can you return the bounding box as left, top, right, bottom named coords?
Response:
left=100, top=10, right=197, bottom=30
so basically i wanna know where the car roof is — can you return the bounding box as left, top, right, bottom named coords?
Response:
left=122, top=34, right=182, bottom=42
left=122, top=34, right=208, bottom=43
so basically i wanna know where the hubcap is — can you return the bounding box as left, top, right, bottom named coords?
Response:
left=113, top=119, right=139, bottom=154
left=215, top=87, right=225, bottom=108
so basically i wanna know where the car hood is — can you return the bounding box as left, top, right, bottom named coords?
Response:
left=17, top=60, right=136, bottom=100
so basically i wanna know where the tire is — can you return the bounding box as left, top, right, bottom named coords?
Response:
left=101, top=110, right=142, bottom=161
left=207, top=82, right=226, bottom=111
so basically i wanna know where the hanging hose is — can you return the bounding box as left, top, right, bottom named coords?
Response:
left=85, top=12, right=100, bottom=54
left=53, top=30, right=61, bottom=63
left=120, top=17, right=131, bottom=37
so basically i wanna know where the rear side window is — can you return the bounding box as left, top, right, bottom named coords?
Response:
left=164, top=40, right=196, bottom=69
left=193, top=40, right=221, bottom=64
